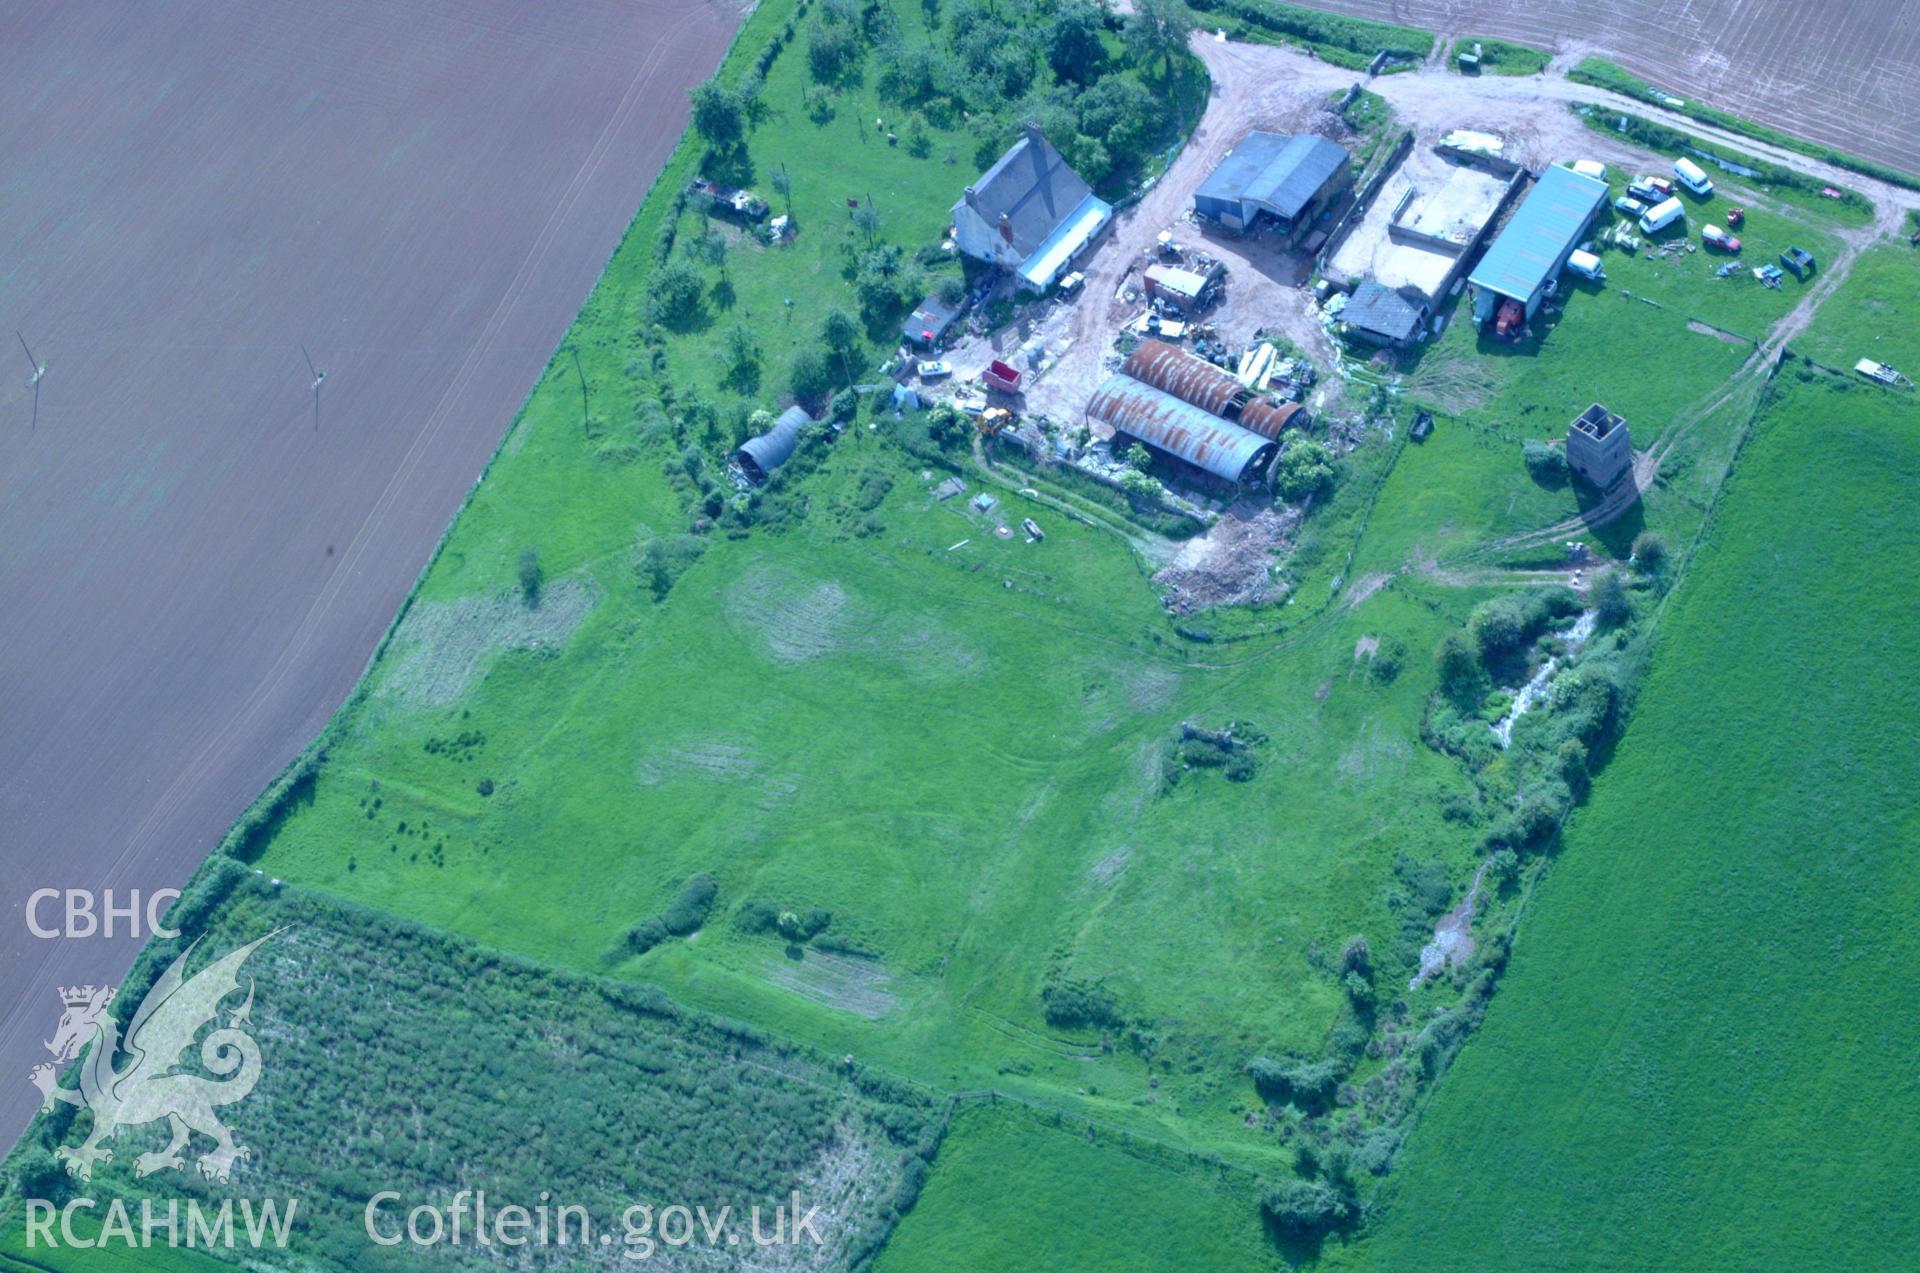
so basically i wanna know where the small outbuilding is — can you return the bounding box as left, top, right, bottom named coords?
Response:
left=952, top=124, right=1113, bottom=291
left=1194, top=132, right=1352, bottom=240
left=1341, top=282, right=1428, bottom=346
left=736, top=405, right=813, bottom=484
left=902, top=293, right=963, bottom=347
left=1566, top=403, right=1632, bottom=489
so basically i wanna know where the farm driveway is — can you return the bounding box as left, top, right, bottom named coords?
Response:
left=0, top=0, right=741, bottom=1145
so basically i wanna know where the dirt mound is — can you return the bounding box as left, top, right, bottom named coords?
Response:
left=1153, top=503, right=1299, bottom=613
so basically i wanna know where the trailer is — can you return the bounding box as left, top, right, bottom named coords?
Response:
left=688, top=177, right=768, bottom=221
left=1855, top=359, right=1913, bottom=388
left=983, top=359, right=1023, bottom=394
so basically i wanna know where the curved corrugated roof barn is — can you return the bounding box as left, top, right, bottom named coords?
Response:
left=736, top=405, right=812, bottom=482
left=1087, top=374, right=1274, bottom=484
left=1122, top=339, right=1248, bottom=417
left=1239, top=399, right=1309, bottom=441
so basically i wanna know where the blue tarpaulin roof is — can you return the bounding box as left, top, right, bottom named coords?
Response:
left=1467, top=164, right=1609, bottom=303
left=1195, top=133, right=1349, bottom=222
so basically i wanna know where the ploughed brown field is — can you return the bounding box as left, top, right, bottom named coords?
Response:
left=0, top=0, right=740, bottom=1140
left=1298, top=0, right=1920, bottom=174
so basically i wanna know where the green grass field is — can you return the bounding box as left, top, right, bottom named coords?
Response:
left=875, top=1101, right=1280, bottom=1271
left=1333, top=369, right=1920, bottom=1268
left=1792, top=242, right=1920, bottom=375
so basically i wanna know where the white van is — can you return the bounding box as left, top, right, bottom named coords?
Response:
left=1571, top=159, right=1607, bottom=181
left=1673, top=157, right=1714, bottom=196
left=1639, top=196, right=1685, bottom=234
left=1565, top=249, right=1605, bottom=281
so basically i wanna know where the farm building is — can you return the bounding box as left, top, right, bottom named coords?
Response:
left=1123, top=339, right=1249, bottom=417
left=1239, top=399, right=1309, bottom=440
left=1325, top=143, right=1522, bottom=306
left=1142, top=262, right=1224, bottom=314
left=902, top=293, right=963, bottom=347
left=1087, top=375, right=1276, bottom=485
left=1566, top=403, right=1632, bottom=489
left=1341, top=282, right=1427, bottom=346
left=1467, top=164, right=1610, bottom=326
left=952, top=124, right=1112, bottom=291
left=736, top=405, right=812, bottom=484
left=1194, top=132, right=1351, bottom=241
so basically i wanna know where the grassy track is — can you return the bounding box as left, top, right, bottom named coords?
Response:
left=1790, top=242, right=1920, bottom=375
left=1333, top=369, right=1920, bottom=1268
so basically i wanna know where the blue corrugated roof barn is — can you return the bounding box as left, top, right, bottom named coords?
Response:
left=1467, top=164, right=1609, bottom=324
left=1194, top=133, right=1351, bottom=239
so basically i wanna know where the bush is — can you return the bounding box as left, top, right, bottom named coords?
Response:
left=1339, top=935, right=1372, bottom=977
left=790, top=347, right=835, bottom=407
left=517, top=547, right=543, bottom=605
left=1246, top=1055, right=1342, bottom=1107
left=650, top=259, right=706, bottom=327
left=1522, top=439, right=1568, bottom=487
left=1261, top=1178, right=1355, bottom=1238
left=735, top=899, right=780, bottom=933
left=636, top=533, right=708, bottom=601
left=1369, top=637, right=1406, bottom=684
left=1435, top=631, right=1478, bottom=690
left=1275, top=438, right=1335, bottom=501
left=662, top=874, right=718, bottom=936
left=1042, top=977, right=1124, bottom=1030
left=1590, top=568, right=1631, bottom=627
left=1488, top=848, right=1519, bottom=888
left=688, top=80, right=744, bottom=150
left=1631, top=531, right=1667, bottom=573
left=625, top=915, right=670, bottom=954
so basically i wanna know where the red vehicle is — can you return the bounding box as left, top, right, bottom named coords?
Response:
left=1494, top=298, right=1524, bottom=338
left=1726, top=206, right=1745, bottom=229
left=1702, top=224, right=1742, bottom=253
left=983, top=358, right=1023, bottom=393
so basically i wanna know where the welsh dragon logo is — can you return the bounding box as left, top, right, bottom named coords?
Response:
left=30, top=932, right=278, bottom=1184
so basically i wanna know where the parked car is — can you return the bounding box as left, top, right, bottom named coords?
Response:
left=1571, top=159, right=1607, bottom=180
left=916, top=360, right=953, bottom=380
left=1614, top=195, right=1648, bottom=218
left=1566, top=249, right=1606, bottom=281
left=1627, top=176, right=1672, bottom=203
left=1701, top=224, right=1741, bottom=252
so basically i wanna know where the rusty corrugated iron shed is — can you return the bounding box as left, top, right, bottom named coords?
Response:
left=1122, top=339, right=1248, bottom=417
left=1239, top=399, right=1309, bottom=441
left=1087, top=374, right=1275, bottom=484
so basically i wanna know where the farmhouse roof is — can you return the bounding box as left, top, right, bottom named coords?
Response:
left=1197, top=132, right=1350, bottom=221
left=1468, top=164, right=1609, bottom=302
left=1342, top=282, right=1425, bottom=341
left=956, top=126, right=1096, bottom=261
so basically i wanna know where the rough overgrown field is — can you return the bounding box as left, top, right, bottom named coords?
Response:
left=3, top=863, right=938, bottom=1269
left=1335, top=370, right=1920, bottom=1268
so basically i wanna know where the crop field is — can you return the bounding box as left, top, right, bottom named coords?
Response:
left=1336, top=369, right=1920, bottom=1268
left=0, top=0, right=742, bottom=1140
left=1266, top=0, right=1920, bottom=176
